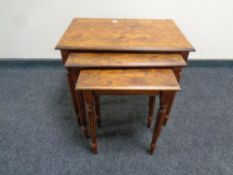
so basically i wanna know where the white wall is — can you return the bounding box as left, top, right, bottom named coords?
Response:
left=0, top=0, right=233, bottom=59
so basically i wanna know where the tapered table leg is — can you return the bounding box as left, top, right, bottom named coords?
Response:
left=83, top=91, right=97, bottom=154
left=76, top=91, right=89, bottom=138
left=149, top=92, right=169, bottom=154
left=163, top=92, right=177, bottom=126
left=147, top=96, right=156, bottom=128
left=66, top=71, right=81, bottom=126
left=61, top=50, right=82, bottom=126
left=95, top=95, right=101, bottom=127
left=163, top=67, right=181, bottom=126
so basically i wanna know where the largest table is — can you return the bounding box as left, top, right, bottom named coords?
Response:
left=55, top=18, right=195, bottom=130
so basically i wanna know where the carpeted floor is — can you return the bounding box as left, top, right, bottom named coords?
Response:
left=0, top=60, right=232, bottom=175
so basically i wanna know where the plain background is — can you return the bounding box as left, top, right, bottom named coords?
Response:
left=0, top=0, right=233, bottom=59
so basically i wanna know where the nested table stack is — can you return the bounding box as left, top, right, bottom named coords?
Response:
left=55, top=18, right=195, bottom=154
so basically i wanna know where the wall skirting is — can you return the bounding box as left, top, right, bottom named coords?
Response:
left=0, top=59, right=233, bottom=68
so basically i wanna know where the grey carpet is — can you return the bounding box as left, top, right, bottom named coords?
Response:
left=0, top=60, right=233, bottom=175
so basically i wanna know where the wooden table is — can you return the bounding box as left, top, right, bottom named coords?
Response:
left=55, top=18, right=195, bottom=132
left=77, top=69, right=181, bottom=154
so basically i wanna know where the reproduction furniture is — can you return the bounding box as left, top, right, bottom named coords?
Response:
left=55, top=18, right=195, bottom=154
left=55, top=18, right=194, bottom=125
left=76, top=69, right=181, bottom=154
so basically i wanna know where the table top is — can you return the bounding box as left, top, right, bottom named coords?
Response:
left=56, top=18, right=195, bottom=52
left=76, top=69, right=180, bottom=91
left=65, top=52, right=187, bottom=68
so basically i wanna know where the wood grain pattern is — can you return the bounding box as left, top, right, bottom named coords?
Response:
left=65, top=52, right=187, bottom=68
left=76, top=69, right=180, bottom=91
left=56, top=18, right=195, bottom=52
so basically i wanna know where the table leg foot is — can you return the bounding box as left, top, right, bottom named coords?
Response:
left=149, top=144, right=156, bottom=155
left=91, top=143, right=97, bottom=154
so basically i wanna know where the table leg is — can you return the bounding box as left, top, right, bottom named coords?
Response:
left=147, top=96, right=156, bottom=128
left=83, top=91, right=97, bottom=154
left=94, top=95, right=101, bottom=128
left=163, top=68, right=181, bottom=126
left=61, top=50, right=82, bottom=127
left=66, top=71, right=81, bottom=126
left=76, top=91, right=89, bottom=138
left=69, top=68, right=89, bottom=138
left=149, top=92, right=169, bottom=154
left=163, top=92, right=176, bottom=126
left=163, top=52, right=189, bottom=126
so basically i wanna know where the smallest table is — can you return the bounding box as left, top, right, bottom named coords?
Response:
left=76, top=69, right=180, bottom=154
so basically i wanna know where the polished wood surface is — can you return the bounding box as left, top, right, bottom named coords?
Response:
left=79, top=68, right=180, bottom=154
left=55, top=18, right=194, bottom=144
left=65, top=53, right=187, bottom=68
left=76, top=69, right=180, bottom=91
left=56, top=18, right=195, bottom=52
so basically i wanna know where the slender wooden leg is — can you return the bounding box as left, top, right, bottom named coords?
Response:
left=164, top=52, right=189, bottom=126
left=83, top=91, right=97, bottom=154
left=61, top=50, right=82, bottom=125
left=76, top=91, right=89, bottom=138
left=95, top=95, right=101, bottom=127
left=163, top=67, right=181, bottom=126
left=147, top=96, right=156, bottom=128
left=163, top=92, right=176, bottom=126
left=149, top=92, right=169, bottom=155
left=66, top=71, right=81, bottom=126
